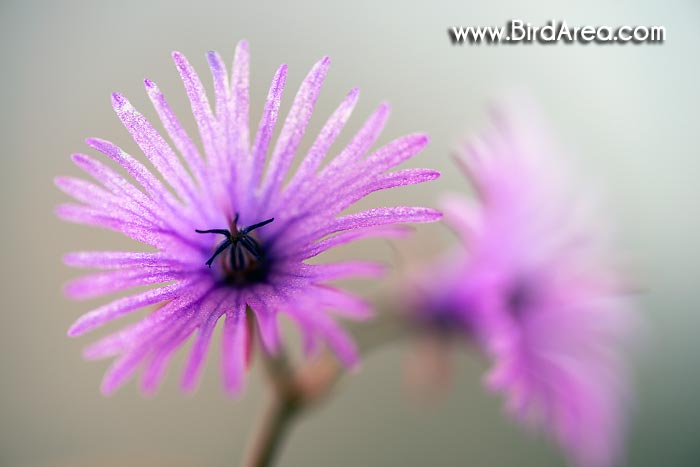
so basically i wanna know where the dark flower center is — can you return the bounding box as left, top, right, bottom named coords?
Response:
left=196, top=213, right=274, bottom=285
left=505, top=277, right=536, bottom=320
left=412, top=293, right=473, bottom=337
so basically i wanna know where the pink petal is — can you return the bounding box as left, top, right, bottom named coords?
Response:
left=260, top=56, right=331, bottom=204
left=295, top=225, right=412, bottom=260
left=284, top=87, right=360, bottom=195
left=111, top=93, right=198, bottom=207
left=144, top=78, right=208, bottom=190
left=67, top=281, right=190, bottom=336
left=221, top=306, right=248, bottom=396
left=181, top=308, right=225, bottom=393
left=248, top=64, right=287, bottom=195
left=64, top=268, right=182, bottom=300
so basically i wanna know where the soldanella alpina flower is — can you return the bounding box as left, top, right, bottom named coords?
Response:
left=56, top=41, right=441, bottom=396
left=404, top=98, right=638, bottom=467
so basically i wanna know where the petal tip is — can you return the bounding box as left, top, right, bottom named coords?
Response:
left=84, top=137, right=99, bottom=147
left=67, top=316, right=93, bottom=337
left=84, top=137, right=113, bottom=153
left=67, top=322, right=83, bottom=337
left=347, top=360, right=362, bottom=373
left=180, top=380, right=198, bottom=395
left=70, top=152, right=89, bottom=165
left=223, top=380, right=244, bottom=398
left=81, top=346, right=102, bottom=360
left=141, top=388, right=158, bottom=399
left=171, top=51, right=188, bottom=68
left=62, top=283, right=76, bottom=298
left=110, top=93, right=129, bottom=111
left=62, top=252, right=75, bottom=266
left=53, top=176, right=68, bottom=189
left=99, top=381, right=118, bottom=397
left=205, top=50, right=218, bottom=61
left=236, top=39, right=249, bottom=52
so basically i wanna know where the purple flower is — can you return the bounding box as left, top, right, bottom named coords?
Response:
left=56, top=41, right=441, bottom=396
left=405, top=98, right=637, bottom=467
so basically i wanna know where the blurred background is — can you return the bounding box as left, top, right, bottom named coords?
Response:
left=1, top=0, right=698, bottom=466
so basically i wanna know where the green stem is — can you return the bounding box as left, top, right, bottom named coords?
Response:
left=242, top=342, right=303, bottom=467
left=241, top=299, right=412, bottom=466
left=242, top=389, right=302, bottom=467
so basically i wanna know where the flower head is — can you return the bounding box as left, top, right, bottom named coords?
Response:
left=405, top=97, right=637, bottom=466
left=57, top=41, right=441, bottom=395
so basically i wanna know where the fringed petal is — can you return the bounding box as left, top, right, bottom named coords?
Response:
left=248, top=64, right=287, bottom=195
left=64, top=268, right=183, bottom=300
left=260, top=56, right=330, bottom=206
left=221, top=304, right=248, bottom=396
left=111, top=93, right=199, bottom=208
left=284, top=87, right=359, bottom=195
left=68, top=281, right=193, bottom=336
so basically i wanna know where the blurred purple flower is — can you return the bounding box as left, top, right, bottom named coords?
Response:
left=405, top=98, right=638, bottom=466
left=56, top=41, right=441, bottom=396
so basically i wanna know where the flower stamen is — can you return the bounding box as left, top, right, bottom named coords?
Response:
left=196, top=214, right=274, bottom=270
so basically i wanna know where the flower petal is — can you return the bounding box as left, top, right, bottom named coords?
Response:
left=285, top=206, right=442, bottom=249
left=248, top=64, right=287, bottom=195
left=319, top=102, right=391, bottom=178
left=86, top=138, right=180, bottom=214
left=68, top=281, right=192, bottom=336
left=301, top=261, right=386, bottom=281
left=63, top=251, right=178, bottom=269
left=181, top=306, right=225, bottom=393
left=245, top=293, right=281, bottom=354
left=171, top=51, right=219, bottom=163
left=83, top=281, right=215, bottom=359
left=64, top=269, right=182, bottom=300
left=284, top=87, right=360, bottom=195
left=260, top=56, right=331, bottom=205
left=144, top=78, right=209, bottom=191
left=295, top=225, right=412, bottom=260
left=221, top=305, right=248, bottom=396
left=111, top=93, right=199, bottom=208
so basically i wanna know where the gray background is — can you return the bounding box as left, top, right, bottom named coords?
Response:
left=1, top=0, right=698, bottom=466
